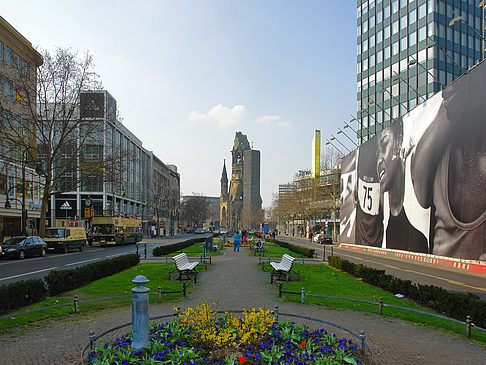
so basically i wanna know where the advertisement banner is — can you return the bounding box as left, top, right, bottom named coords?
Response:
left=340, top=61, right=486, bottom=261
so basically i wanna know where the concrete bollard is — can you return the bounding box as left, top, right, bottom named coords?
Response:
left=74, top=295, right=79, bottom=313
left=466, top=315, right=472, bottom=339
left=378, top=297, right=383, bottom=315
left=359, top=330, right=366, bottom=353
left=273, top=305, right=279, bottom=322
left=301, top=287, right=305, bottom=304
left=89, top=330, right=96, bottom=351
left=131, top=275, right=150, bottom=351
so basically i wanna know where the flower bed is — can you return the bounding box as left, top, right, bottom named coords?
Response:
left=88, top=303, right=362, bottom=364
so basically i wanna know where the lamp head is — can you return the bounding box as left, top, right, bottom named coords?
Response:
left=408, top=58, right=417, bottom=66
left=449, top=16, right=463, bottom=26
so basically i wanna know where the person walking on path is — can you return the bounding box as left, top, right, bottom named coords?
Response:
left=233, top=231, right=241, bottom=252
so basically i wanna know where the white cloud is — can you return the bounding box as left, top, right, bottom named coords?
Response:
left=188, top=104, right=246, bottom=127
left=255, top=115, right=290, bottom=128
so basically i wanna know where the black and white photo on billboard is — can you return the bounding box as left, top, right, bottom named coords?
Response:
left=340, top=60, right=486, bottom=261
left=340, top=150, right=357, bottom=242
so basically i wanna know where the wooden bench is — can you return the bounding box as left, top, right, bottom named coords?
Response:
left=173, top=253, right=198, bottom=280
left=270, top=254, right=297, bottom=282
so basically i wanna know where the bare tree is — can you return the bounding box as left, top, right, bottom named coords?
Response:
left=0, top=47, right=115, bottom=237
left=318, top=147, right=341, bottom=240
left=149, top=175, right=167, bottom=237
left=181, top=195, right=209, bottom=228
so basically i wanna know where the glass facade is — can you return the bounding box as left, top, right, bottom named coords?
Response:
left=357, top=0, right=485, bottom=143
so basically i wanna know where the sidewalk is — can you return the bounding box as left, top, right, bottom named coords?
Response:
left=0, top=247, right=485, bottom=364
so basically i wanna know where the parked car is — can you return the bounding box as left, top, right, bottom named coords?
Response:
left=318, top=234, right=333, bottom=245
left=0, top=236, right=48, bottom=259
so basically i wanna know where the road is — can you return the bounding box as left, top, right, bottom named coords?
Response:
left=0, top=234, right=202, bottom=286
left=279, top=235, right=486, bottom=301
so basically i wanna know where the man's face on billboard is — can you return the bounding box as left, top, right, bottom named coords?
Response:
left=377, top=128, right=400, bottom=192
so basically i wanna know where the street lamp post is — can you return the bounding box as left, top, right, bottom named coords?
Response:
left=337, top=128, right=358, bottom=146
left=449, top=14, right=485, bottom=61
left=330, top=135, right=350, bottom=153
left=325, top=140, right=345, bottom=155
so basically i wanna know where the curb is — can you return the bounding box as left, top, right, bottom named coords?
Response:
left=339, top=243, right=486, bottom=275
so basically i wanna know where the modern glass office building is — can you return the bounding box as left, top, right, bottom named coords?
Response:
left=357, top=0, right=485, bottom=144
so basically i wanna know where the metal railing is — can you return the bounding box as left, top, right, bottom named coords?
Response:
left=0, top=276, right=197, bottom=320
left=273, top=281, right=486, bottom=338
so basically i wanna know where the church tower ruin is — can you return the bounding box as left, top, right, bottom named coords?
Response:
left=220, top=132, right=262, bottom=230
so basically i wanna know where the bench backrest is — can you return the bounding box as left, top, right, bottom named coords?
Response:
left=280, top=254, right=295, bottom=270
left=173, top=253, right=189, bottom=269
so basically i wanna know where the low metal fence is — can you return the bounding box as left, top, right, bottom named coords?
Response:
left=0, top=276, right=196, bottom=321
left=81, top=307, right=372, bottom=364
left=273, top=281, right=486, bottom=338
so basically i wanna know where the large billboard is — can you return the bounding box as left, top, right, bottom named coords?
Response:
left=340, top=61, right=486, bottom=261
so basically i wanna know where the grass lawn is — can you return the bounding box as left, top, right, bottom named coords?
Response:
left=249, top=243, right=305, bottom=258
left=0, top=263, right=191, bottom=333
left=263, top=262, right=486, bottom=344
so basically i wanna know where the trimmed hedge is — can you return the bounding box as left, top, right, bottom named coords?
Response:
left=0, top=279, right=48, bottom=315
left=45, top=254, right=140, bottom=296
left=152, top=237, right=206, bottom=256
left=268, top=239, right=315, bottom=258
left=328, top=255, right=486, bottom=328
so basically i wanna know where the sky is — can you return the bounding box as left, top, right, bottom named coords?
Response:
left=2, top=0, right=357, bottom=207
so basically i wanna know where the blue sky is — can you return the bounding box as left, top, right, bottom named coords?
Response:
left=3, top=1, right=357, bottom=207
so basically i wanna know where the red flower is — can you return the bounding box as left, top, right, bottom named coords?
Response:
left=299, top=342, right=306, bottom=348
left=238, top=356, right=247, bottom=363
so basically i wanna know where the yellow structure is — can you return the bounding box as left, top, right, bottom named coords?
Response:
left=312, top=130, right=320, bottom=179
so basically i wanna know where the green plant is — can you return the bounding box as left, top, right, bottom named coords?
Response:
left=152, top=237, right=206, bottom=256
left=45, top=254, right=140, bottom=296
left=269, top=239, right=315, bottom=258
left=0, top=279, right=47, bottom=314
left=327, top=256, right=486, bottom=329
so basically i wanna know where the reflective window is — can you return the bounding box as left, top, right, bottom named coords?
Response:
left=409, top=9, right=416, bottom=25
left=392, top=41, right=399, bottom=55
left=400, top=15, right=407, bottom=30
left=377, top=50, right=383, bottom=64
left=376, top=30, right=383, bottom=44
left=400, top=36, right=408, bottom=51
left=392, top=0, right=399, bottom=14
left=409, top=31, right=416, bottom=47
left=392, top=20, right=399, bottom=34
left=384, top=25, right=391, bottom=39
left=376, top=10, right=383, bottom=23
left=418, top=3, right=426, bottom=19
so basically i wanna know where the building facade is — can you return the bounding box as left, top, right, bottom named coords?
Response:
left=49, top=90, right=180, bottom=237
left=220, top=132, right=262, bottom=230
left=357, top=0, right=484, bottom=143
left=0, top=16, right=43, bottom=239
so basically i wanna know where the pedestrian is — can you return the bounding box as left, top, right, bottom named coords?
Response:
left=272, top=231, right=276, bottom=240
left=309, top=231, right=313, bottom=243
left=233, top=231, right=241, bottom=252
left=257, top=230, right=261, bottom=239
left=242, top=234, right=247, bottom=246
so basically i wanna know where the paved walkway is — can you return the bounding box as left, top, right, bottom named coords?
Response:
left=1, top=247, right=485, bottom=364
